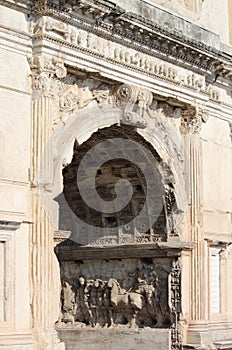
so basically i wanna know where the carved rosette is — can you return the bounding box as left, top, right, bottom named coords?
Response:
left=116, top=84, right=139, bottom=105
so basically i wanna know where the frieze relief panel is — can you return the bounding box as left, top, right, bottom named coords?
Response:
left=57, top=257, right=181, bottom=330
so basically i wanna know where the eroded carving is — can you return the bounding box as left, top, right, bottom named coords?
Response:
left=169, top=260, right=182, bottom=349
left=116, top=84, right=154, bottom=128
left=34, top=17, right=69, bottom=39
left=58, top=258, right=178, bottom=329
left=59, top=85, right=93, bottom=112
left=28, top=55, right=67, bottom=95
left=57, top=76, right=111, bottom=117
left=180, top=107, right=209, bottom=134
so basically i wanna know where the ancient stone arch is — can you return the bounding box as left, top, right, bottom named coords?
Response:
left=42, top=81, right=191, bottom=349
left=40, top=89, right=188, bottom=240
left=27, top=51, right=208, bottom=348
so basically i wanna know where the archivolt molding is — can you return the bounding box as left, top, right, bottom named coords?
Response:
left=27, top=55, right=210, bottom=137
left=38, top=84, right=190, bottom=238
left=28, top=56, right=208, bottom=239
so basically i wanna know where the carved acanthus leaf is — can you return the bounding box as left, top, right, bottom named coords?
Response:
left=28, top=55, right=67, bottom=95
left=180, top=106, right=209, bottom=134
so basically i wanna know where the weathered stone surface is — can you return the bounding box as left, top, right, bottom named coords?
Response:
left=58, top=328, right=170, bottom=350
left=59, top=329, right=170, bottom=350
left=0, top=1, right=232, bottom=350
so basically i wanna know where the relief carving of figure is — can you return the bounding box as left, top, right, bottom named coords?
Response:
left=78, top=276, right=95, bottom=327
left=59, top=258, right=178, bottom=329
left=107, top=277, right=145, bottom=328
left=60, top=281, right=77, bottom=323
left=59, top=85, right=94, bottom=112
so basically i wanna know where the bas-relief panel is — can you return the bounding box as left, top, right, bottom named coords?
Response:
left=58, top=257, right=180, bottom=330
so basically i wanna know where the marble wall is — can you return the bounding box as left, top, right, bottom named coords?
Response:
left=0, top=1, right=231, bottom=349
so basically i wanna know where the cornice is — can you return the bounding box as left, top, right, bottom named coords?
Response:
left=2, top=0, right=232, bottom=81
left=27, top=0, right=232, bottom=81
left=0, top=0, right=32, bottom=13
left=0, top=220, right=21, bottom=231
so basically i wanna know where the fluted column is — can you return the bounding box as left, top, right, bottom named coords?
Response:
left=28, top=56, right=66, bottom=349
left=181, top=107, right=208, bottom=322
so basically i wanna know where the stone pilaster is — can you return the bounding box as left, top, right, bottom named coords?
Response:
left=28, top=55, right=66, bottom=349
left=181, top=107, right=209, bottom=322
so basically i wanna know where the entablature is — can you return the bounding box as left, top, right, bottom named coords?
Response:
left=2, top=0, right=232, bottom=82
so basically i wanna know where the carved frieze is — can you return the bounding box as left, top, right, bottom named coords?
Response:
left=57, top=257, right=179, bottom=329
left=34, top=17, right=69, bottom=39
left=29, top=0, right=232, bottom=85
left=31, top=15, right=222, bottom=108
left=87, top=233, right=163, bottom=247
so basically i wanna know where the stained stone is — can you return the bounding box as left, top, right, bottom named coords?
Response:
left=0, top=1, right=232, bottom=350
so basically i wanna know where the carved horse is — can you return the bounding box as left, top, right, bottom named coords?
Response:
left=107, top=278, right=145, bottom=327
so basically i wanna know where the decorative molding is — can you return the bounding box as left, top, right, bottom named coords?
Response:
left=169, top=260, right=182, bottom=350
left=0, top=220, right=21, bottom=231
left=54, top=230, right=71, bottom=244
left=86, top=233, right=163, bottom=247
left=30, top=16, right=221, bottom=105
left=0, top=0, right=32, bottom=13
left=27, top=0, right=232, bottom=83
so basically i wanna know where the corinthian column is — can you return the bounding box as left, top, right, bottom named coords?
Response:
left=181, top=107, right=209, bottom=325
left=28, top=55, right=66, bottom=349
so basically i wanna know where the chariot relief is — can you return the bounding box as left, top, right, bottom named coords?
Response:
left=58, top=258, right=179, bottom=329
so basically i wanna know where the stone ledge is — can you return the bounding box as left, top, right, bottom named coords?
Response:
left=58, top=327, right=170, bottom=350
left=0, top=220, right=21, bottom=231
left=214, top=341, right=232, bottom=349
left=55, top=240, right=194, bottom=260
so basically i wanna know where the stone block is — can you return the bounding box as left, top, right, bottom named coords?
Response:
left=58, top=328, right=170, bottom=350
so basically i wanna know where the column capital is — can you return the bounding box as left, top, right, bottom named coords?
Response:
left=28, top=55, right=67, bottom=97
left=181, top=106, right=209, bottom=134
